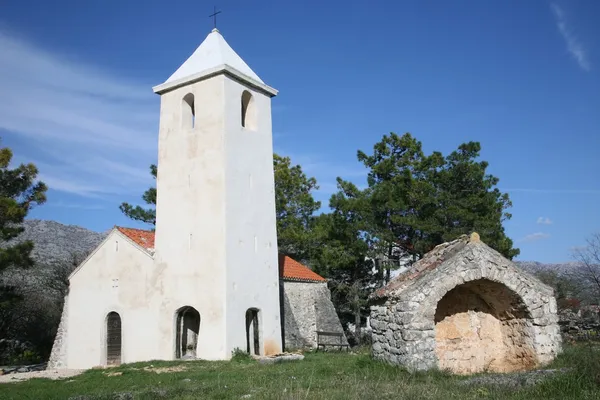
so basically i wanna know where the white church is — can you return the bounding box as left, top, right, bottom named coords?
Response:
left=48, top=28, right=346, bottom=370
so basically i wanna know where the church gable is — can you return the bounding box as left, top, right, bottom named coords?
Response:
left=68, top=228, right=152, bottom=283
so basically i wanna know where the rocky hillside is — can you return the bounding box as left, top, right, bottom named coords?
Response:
left=515, top=261, right=580, bottom=275
left=9, top=219, right=108, bottom=266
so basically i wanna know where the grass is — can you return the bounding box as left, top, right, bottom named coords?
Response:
left=0, top=344, right=598, bottom=400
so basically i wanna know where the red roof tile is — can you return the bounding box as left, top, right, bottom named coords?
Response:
left=116, top=227, right=155, bottom=250
left=115, top=227, right=326, bottom=283
left=279, top=254, right=326, bottom=283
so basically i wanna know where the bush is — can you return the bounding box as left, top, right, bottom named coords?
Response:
left=230, top=348, right=253, bottom=363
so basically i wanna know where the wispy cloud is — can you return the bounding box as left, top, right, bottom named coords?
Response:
left=520, top=232, right=551, bottom=243
left=45, top=201, right=106, bottom=210
left=503, top=188, right=600, bottom=194
left=537, top=217, right=553, bottom=225
left=0, top=30, right=158, bottom=198
left=550, top=3, right=591, bottom=71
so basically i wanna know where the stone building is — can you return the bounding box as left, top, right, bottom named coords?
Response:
left=369, top=233, right=562, bottom=374
left=48, top=28, right=344, bottom=370
left=279, top=255, right=347, bottom=349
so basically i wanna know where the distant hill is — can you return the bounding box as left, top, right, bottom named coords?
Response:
left=10, top=219, right=108, bottom=266
left=514, top=261, right=580, bottom=275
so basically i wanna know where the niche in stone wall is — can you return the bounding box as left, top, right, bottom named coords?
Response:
left=434, top=279, right=536, bottom=374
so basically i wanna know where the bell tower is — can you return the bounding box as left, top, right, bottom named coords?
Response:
left=151, top=28, right=282, bottom=359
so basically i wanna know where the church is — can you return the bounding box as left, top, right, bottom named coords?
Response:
left=48, top=28, right=346, bottom=370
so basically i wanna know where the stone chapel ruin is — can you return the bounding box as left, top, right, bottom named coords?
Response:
left=369, top=233, right=562, bottom=374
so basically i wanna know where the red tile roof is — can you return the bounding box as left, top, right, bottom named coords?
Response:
left=278, top=254, right=327, bottom=283
left=115, top=227, right=326, bottom=283
left=116, top=227, right=155, bottom=250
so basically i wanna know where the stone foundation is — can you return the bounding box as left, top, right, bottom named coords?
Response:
left=48, top=295, right=68, bottom=370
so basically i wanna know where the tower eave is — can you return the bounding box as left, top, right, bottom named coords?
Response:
left=152, top=64, right=278, bottom=97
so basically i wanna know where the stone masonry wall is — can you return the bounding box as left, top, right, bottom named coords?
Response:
left=282, top=281, right=347, bottom=349
left=48, top=295, right=68, bottom=369
left=370, top=242, right=562, bottom=372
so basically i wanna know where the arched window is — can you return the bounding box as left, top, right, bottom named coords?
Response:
left=182, top=93, right=195, bottom=129
left=106, top=312, right=122, bottom=365
left=245, top=308, right=260, bottom=355
left=175, top=306, right=201, bottom=359
left=241, top=90, right=257, bottom=130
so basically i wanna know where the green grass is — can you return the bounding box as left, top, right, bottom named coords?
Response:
left=1, top=344, right=598, bottom=400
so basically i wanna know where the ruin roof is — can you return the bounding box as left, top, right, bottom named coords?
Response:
left=370, top=233, right=482, bottom=301
left=115, top=226, right=326, bottom=283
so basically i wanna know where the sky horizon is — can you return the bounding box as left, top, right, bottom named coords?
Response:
left=2, top=0, right=599, bottom=263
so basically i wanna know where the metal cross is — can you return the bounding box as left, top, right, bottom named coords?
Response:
left=209, top=6, right=222, bottom=29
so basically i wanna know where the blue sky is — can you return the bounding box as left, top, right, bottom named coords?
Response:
left=1, top=0, right=599, bottom=263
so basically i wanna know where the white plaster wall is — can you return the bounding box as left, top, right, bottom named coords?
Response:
left=65, top=231, right=157, bottom=369
left=223, top=79, right=282, bottom=356
left=152, top=75, right=229, bottom=360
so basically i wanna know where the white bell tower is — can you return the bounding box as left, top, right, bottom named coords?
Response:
left=151, top=28, right=282, bottom=360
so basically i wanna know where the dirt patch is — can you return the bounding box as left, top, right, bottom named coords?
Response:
left=103, top=371, right=123, bottom=377
left=141, top=365, right=187, bottom=374
left=0, top=369, right=84, bottom=383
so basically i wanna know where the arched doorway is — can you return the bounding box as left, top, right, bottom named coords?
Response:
left=245, top=308, right=260, bottom=355
left=106, top=312, right=122, bottom=365
left=434, top=279, right=536, bottom=374
left=175, top=306, right=200, bottom=359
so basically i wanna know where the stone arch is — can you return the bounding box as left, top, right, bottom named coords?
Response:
left=182, top=93, right=195, bottom=129
left=241, top=90, right=257, bottom=130
left=408, top=262, right=557, bottom=372
left=105, top=311, right=122, bottom=366
left=433, top=279, right=536, bottom=374
left=245, top=308, right=261, bottom=355
left=370, top=242, right=562, bottom=373
left=174, top=306, right=200, bottom=359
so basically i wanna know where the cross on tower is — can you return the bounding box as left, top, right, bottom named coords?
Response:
left=209, top=6, right=222, bottom=29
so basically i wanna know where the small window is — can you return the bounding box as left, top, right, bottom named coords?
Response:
left=241, top=90, right=257, bottom=130
left=182, top=93, right=195, bottom=129
left=106, top=312, right=122, bottom=365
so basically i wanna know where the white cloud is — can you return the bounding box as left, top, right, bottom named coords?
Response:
left=536, top=217, right=553, bottom=225
left=0, top=30, right=158, bottom=198
left=551, top=3, right=591, bottom=71
left=521, top=232, right=551, bottom=243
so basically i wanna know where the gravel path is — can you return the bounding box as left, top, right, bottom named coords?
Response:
left=0, top=369, right=84, bottom=383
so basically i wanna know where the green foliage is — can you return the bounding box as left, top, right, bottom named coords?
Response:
left=357, top=132, right=518, bottom=264
left=119, top=164, right=157, bottom=226
left=230, top=347, right=254, bottom=363
left=10, top=349, right=42, bottom=365
left=0, top=139, right=47, bottom=307
left=273, top=153, right=321, bottom=261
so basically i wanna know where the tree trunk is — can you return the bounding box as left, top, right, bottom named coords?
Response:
left=353, top=285, right=361, bottom=343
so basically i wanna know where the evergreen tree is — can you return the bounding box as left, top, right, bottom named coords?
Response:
left=357, top=132, right=518, bottom=280
left=119, top=164, right=156, bottom=226
left=0, top=140, right=47, bottom=308
left=312, top=178, right=375, bottom=341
